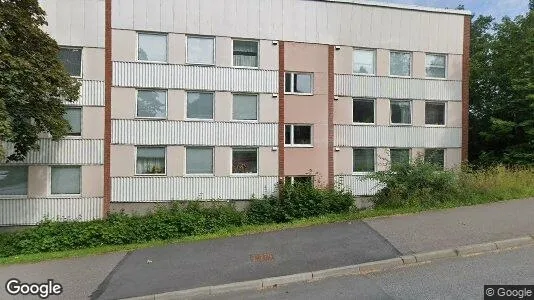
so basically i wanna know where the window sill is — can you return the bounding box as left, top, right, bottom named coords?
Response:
left=49, top=194, right=82, bottom=198
left=352, top=172, right=374, bottom=176
left=352, top=122, right=376, bottom=126
left=184, top=174, right=215, bottom=177
left=63, top=135, right=82, bottom=139
left=135, top=117, right=168, bottom=120
left=425, top=76, right=448, bottom=80
left=285, top=145, right=314, bottom=148
left=136, top=60, right=168, bottom=64
left=185, top=62, right=216, bottom=67
left=389, top=75, right=412, bottom=79
left=135, top=173, right=167, bottom=177
left=352, top=73, right=376, bottom=77
left=424, top=124, right=446, bottom=127
left=231, top=173, right=259, bottom=177
left=230, top=119, right=259, bottom=123
left=390, top=123, right=412, bottom=126
left=284, top=92, right=314, bottom=96
left=0, top=195, right=28, bottom=200
left=185, top=118, right=215, bottom=122
left=232, top=65, right=259, bottom=70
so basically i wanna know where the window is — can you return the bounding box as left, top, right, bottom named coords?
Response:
left=137, top=33, right=167, bottom=62
left=137, top=90, right=167, bottom=118
left=425, top=149, right=445, bottom=169
left=390, top=100, right=411, bottom=124
left=285, top=176, right=313, bottom=186
left=51, top=166, right=81, bottom=194
left=353, top=99, right=375, bottom=123
left=186, top=147, right=213, bottom=174
left=353, top=148, right=375, bottom=172
left=187, top=92, right=214, bottom=119
left=187, top=36, right=215, bottom=65
left=353, top=49, right=375, bottom=75
left=232, top=148, right=258, bottom=174
left=233, top=40, right=258, bottom=68
left=285, top=72, right=313, bottom=94
left=0, top=166, right=28, bottom=196
left=233, top=94, right=258, bottom=121
left=426, top=54, right=446, bottom=78
left=390, top=51, right=411, bottom=77
left=425, top=102, right=446, bottom=125
left=58, top=47, right=82, bottom=77
left=136, top=147, right=166, bottom=175
left=64, top=107, right=82, bottom=136
left=390, top=149, right=410, bottom=167
left=285, top=125, right=312, bottom=146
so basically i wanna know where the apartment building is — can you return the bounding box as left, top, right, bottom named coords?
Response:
left=0, top=0, right=470, bottom=225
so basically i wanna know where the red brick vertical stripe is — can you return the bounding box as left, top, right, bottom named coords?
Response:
left=461, top=15, right=471, bottom=162
left=327, top=46, right=335, bottom=188
left=103, top=0, right=112, bottom=216
left=278, top=41, right=285, bottom=185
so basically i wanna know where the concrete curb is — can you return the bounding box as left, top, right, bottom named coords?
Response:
left=122, top=236, right=534, bottom=300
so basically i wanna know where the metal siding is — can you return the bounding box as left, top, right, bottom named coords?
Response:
left=64, top=80, right=105, bottom=107
left=335, top=175, right=383, bottom=196
left=0, top=197, right=103, bottom=226
left=335, top=74, right=462, bottom=101
left=112, top=62, right=278, bottom=93
left=111, top=176, right=279, bottom=202
left=335, top=125, right=462, bottom=148
left=112, top=120, right=277, bottom=146
left=3, top=139, right=104, bottom=165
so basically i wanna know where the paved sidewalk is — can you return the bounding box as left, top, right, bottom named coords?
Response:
left=0, top=198, right=532, bottom=300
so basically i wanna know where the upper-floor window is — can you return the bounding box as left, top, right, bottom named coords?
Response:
left=137, top=33, right=167, bottom=62
left=390, top=100, right=412, bottom=125
left=390, top=51, right=411, bottom=77
left=426, top=54, right=447, bottom=78
left=233, top=94, right=258, bottom=121
left=233, top=40, right=258, bottom=68
left=353, top=99, right=375, bottom=124
left=137, top=90, right=167, bottom=119
left=187, top=36, right=214, bottom=65
left=64, top=107, right=82, bottom=136
left=353, top=148, right=375, bottom=173
left=425, top=149, right=445, bottom=169
left=285, top=124, right=312, bottom=146
left=285, top=72, right=313, bottom=94
left=425, top=102, right=446, bottom=126
left=353, top=49, right=375, bottom=75
left=187, top=92, right=214, bottom=119
left=136, top=147, right=166, bottom=175
left=232, top=148, right=258, bottom=174
left=58, top=47, right=82, bottom=77
left=51, top=166, right=81, bottom=194
left=0, top=166, right=28, bottom=196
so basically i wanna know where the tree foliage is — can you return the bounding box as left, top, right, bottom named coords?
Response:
left=0, top=0, right=79, bottom=161
left=469, top=8, right=534, bottom=166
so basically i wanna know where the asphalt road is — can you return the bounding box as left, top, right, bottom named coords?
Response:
left=206, top=245, right=534, bottom=300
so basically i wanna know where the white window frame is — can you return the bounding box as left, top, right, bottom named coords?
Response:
left=353, top=48, right=376, bottom=76
left=284, top=72, right=314, bottom=95
left=0, top=166, right=29, bottom=198
left=231, top=148, right=259, bottom=176
left=185, top=91, right=215, bottom=120
left=425, top=101, right=447, bottom=127
left=50, top=166, right=82, bottom=196
left=285, top=176, right=314, bottom=185
left=352, top=148, right=376, bottom=175
left=232, top=93, right=259, bottom=122
left=390, top=99, right=413, bottom=126
left=136, top=32, right=168, bottom=63
left=135, top=89, right=168, bottom=119
left=58, top=46, right=83, bottom=78
left=64, top=106, right=83, bottom=138
left=185, top=147, right=215, bottom=176
left=285, top=124, right=313, bottom=147
left=352, top=98, right=376, bottom=125
left=389, top=148, right=412, bottom=167
left=232, top=39, right=260, bottom=69
left=425, top=53, right=447, bottom=79
left=424, top=148, right=446, bottom=170
left=389, top=51, right=412, bottom=78
left=186, top=35, right=216, bottom=66
left=135, top=146, right=167, bottom=176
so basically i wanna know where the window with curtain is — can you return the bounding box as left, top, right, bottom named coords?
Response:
left=233, top=40, right=258, bottom=67
left=426, top=54, right=447, bottom=78
left=353, top=148, right=375, bottom=172
left=64, top=107, right=82, bottom=136
left=232, top=148, right=258, bottom=174
left=187, top=36, right=214, bottom=65
left=137, top=33, right=167, bottom=62
left=58, top=47, right=82, bottom=77
left=425, top=149, right=445, bottom=169
left=137, top=90, right=167, bottom=118
left=425, top=102, right=446, bottom=125
left=391, top=100, right=412, bottom=124
left=353, top=49, right=376, bottom=74
left=186, top=147, right=213, bottom=174
left=51, top=166, right=81, bottom=194
left=233, top=94, right=258, bottom=120
left=353, top=99, right=375, bottom=123
left=136, top=147, right=166, bottom=175
left=390, top=51, right=412, bottom=76
left=390, top=149, right=410, bottom=167
left=187, top=92, right=214, bottom=119
left=0, top=166, right=28, bottom=196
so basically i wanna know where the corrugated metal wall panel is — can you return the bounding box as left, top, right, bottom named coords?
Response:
left=0, top=197, right=103, bottom=226
left=335, top=74, right=462, bottom=101
left=335, top=175, right=383, bottom=196
left=335, top=125, right=462, bottom=148
left=3, top=139, right=104, bottom=165
left=112, top=62, right=278, bottom=93
left=69, top=80, right=105, bottom=107
left=111, top=176, right=279, bottom=202
left=112, top=120, right=278, bottom=146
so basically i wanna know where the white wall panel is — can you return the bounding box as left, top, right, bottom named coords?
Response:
left=335, top=75, right=462, bottom=101
left=335, top=175, right=383, bottom=196
left=113, top=62, right=278, bottom=92
left=111, top=176, right=278, bottom=202
left=335, top=125, right=461, bottom=148
left=112, top=120, right=277, bottom=146
left=64, top=80, right=105, bottom=107
left=3, top=139, right=103, bottom=165
left=0, top=197, right=103, bottom=226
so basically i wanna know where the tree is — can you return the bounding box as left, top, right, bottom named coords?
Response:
left=0, top=0, right=80, bottom=162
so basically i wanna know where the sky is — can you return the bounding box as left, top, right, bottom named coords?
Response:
left=376, top=0, right=530, bottom=21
